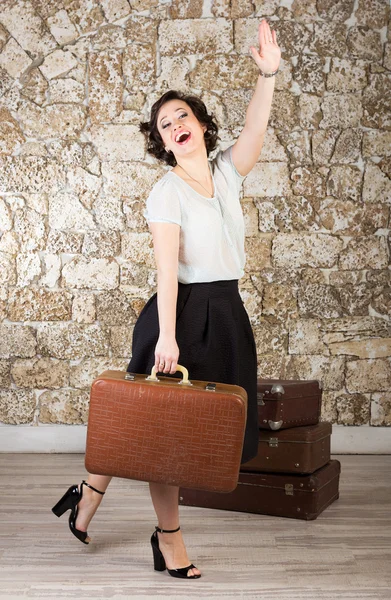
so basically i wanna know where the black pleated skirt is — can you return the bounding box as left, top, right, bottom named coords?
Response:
left=126, top=279, right=259, bottom=465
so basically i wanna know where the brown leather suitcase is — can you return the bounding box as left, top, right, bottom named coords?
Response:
left=241, top=422, right=332, bottom=474
left=179, top=459, right=341, bottom=520
left=257, top=378, right=322, bottom=431
left=84, top=365, right=247, bottom=493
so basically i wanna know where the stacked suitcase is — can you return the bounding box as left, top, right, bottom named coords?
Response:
left=179, top=378, right=341, bottom=520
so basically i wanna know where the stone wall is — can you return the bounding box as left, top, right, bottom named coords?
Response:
left=0, top=0, right=390, bottom=432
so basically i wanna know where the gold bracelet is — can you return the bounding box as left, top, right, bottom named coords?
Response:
left=259, top=67, right=279, bottom=78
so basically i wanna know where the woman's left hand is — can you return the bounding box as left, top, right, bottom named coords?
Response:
left=249, top=19, right=281, bottom=74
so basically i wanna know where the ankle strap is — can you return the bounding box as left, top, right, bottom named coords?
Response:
left=155, top=525, right=180, bottom=533
left=82, top=480, right=105, bottom=495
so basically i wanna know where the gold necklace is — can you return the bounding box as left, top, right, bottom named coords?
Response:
left=177, top=163, right=215, bottom=198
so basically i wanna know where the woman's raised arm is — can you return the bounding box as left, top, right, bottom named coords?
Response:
left=230, top=19, right=281, bottom=177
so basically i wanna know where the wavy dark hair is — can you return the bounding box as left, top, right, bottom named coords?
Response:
left=139, top=90, right=220, bottom=167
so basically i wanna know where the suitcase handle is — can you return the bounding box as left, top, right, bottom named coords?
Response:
left=146, top=364, right=193, bottom=386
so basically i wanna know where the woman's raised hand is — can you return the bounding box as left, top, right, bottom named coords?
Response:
left=154, top=334, right=180, bottom=375
left=249, top=18, right=281, bottom=74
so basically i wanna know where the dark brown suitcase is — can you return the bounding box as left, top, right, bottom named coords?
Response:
left=241, top=422, right=332, bottom=474
left=179, top=459, right=341, bottom=520
left=257, top=378, right=322, bottom=431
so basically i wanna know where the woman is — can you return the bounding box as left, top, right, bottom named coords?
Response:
left=52, top=20, right=280, bottom=580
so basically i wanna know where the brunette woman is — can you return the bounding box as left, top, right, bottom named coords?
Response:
left=52, top=19, right=281, bottom=580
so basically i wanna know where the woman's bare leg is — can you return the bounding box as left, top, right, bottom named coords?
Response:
left=75, top=475, right=112, bottom=542
left=149, top=482, right=201, bottom=577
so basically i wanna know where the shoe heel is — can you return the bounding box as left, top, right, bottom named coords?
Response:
left=152, top=545, right=166, bottom=571
left=52, top=485, right=76, bottom=517
left=151, top=531, right=166, bottom=571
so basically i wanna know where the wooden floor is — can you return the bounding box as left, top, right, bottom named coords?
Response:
left=0, top=454, right=390, bottom=600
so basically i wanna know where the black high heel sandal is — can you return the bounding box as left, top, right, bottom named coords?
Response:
left=150, top=525, right=201, bottom=579
left=51, top=480, right=105, bottom=545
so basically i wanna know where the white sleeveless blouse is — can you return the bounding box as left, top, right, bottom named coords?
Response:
left=143, top=144, right=247, bottom=284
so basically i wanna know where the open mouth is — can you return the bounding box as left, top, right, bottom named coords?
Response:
left=175, top=132, right=191, bottom=145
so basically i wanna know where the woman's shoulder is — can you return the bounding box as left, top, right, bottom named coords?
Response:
left=212, top=144, right=246, bottom=183
left=149, top=171, right=180, bottom=194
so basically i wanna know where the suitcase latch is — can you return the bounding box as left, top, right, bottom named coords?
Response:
left=205, top=383, right=216, bottom=391
left=124, top=373, right=135, bottom=381
left=257, top=392, right=265, bottom=406
left=271, top=383, right=285, bottom=397
left=285, top=483, right=294, bottom=496
left=268, top=437, right=278, bottom=447
left=268, top=420, right=283, bottom=430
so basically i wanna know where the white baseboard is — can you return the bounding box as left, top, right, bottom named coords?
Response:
left=0, top=424, right=390, bottom=454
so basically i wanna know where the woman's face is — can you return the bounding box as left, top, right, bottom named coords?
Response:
left=156, top=99, right=207, bottom=159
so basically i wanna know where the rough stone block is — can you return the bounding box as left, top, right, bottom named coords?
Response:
left=102, top=161, right=165, bottom=200
left=339, top=236, right=388, bottom=270
left=252, top=321, right=287, bottom=355
left=356, top=0, right=390, bottom=28
left=47, top=9, right=79, bottom=44
left=159, top=18, right=232, bottom=55
left=320, top=94, right=363, bottom=129
left=0, top=156, right=66, bottom=194
left=0, top=388, right=36, bottom=424
left=61, top=257, right=119, bottom=290
left=0, top=324, right=36, bottom=359
left=48, top=192, right=96, bottom=230
left=0, top=1, right=57, bottom=58
left=285, top=354, right=345, bottom=390
left=336, top=392, right=370, bottom=425
left=88, top=51, right=123, bottom=124
left=317, top=0, right=355, bottom=21
left=370, top=392, right=391, bottom=426
left=110, top=325, right=135, bottom=358
left=82, top=231, right=121, bottom=259
left=298, top=283, right=343, bottom=319
left=262, top=284, right=298, bottom=320
left=0, top=360, right=11, bottom=387
left=100, top=0, right=131, bottom=22
left=362, top=131, right=391, bottom=157
left=288, top=319, right=328, bottom=355
left=318, top=199, right=387, bottom=235
left=0, top=252, right=16, bottom=286
left=362, top=162, right=391, bottom=204
left=11, top=358, right=70, bottom=389
left=17, top=103, right=87, bottom=139
left=327, top=58, right=368, bottom=93
left=190, top=54, right=254, bottom=91
left=121, top=232, right=155, bottom=268
left=89, top=124, right=145, bottom=161
left=39, top=49, right=78, bottom=79
left=8, top=288, right=72, bottom=322
left=244, top=162, right=290, bottom=197
left=310, top=22, right=348, bottom=58
left=346, top=358, right=391, bottom=392
left=272, top=234, right=342, bottom=268
left=0, top=37, right=31, bottom=79
left=72, top=293, right=96, bottom=324
left=95, top=289, right=137, bottom=326
left=37, top=323, right=110, bottom=359
left=362, top=74, right=391, bottom=129
left=93, top=196, right=125, bottom=231
left=16, top=251, right=41, bottom=287
left=244, top=236, right=271, bottom=270
left=38, top=389, right=89, bottom=424
left=123, top=44, right=156, bottom=92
